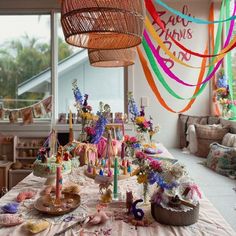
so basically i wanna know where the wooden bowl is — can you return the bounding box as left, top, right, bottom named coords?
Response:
left=34, top=193, right=80, bottom=216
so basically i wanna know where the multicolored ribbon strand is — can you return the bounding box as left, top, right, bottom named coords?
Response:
left=155, top=0, right=236, bottom=24
left=145, top=0, right=236, bottom=58
left=137, top=46, right=207, bottom=113
left=144, top=17, right=232, bottom=69
left=143, top=11, right=235, bottom=87
left=142, top=37, right=208, bottom=100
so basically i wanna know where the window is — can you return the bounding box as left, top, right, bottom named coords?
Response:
left=0, top=14, right=51, bottom=119
left=0, top=12, right=125, bottom=123
left=56, top=13, right=125, bottom=118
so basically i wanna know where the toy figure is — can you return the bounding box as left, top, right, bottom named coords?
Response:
left=100, top=189, right=112, bottom=203
left=126, top=191, right=133, bottom=214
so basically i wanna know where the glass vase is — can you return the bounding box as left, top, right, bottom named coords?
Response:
left=136, top=132, right=150, bottom=146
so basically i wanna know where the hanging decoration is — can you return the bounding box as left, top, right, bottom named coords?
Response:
left=60, top=0, right=145, bottom=49
left=145, top=0, right=236, bottom=59
left=225, top=0, right=236, bottom=119
left=88, top=48, right=136, bottom=67
left=143, top=12, right=235, bottom=87
left=144, top=17, right=233, bottom=69
left=142, top=38, right=208, bottom=100
left=136, top=47, right=207, bottom=113
left=0, top=96, right=52, bottom=124
left=155, top=0, right=236, bottom=24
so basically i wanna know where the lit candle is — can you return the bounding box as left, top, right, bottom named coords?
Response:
left=69, top=110, right=73, bottom=129
left=113, top=157, right=118, bottom=199
left=121, top=142, right=125, bottom=159
left=56, top=166, right=62, bottom=201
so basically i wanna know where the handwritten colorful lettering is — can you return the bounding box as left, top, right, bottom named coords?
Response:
left=153, top=5, right=193, bottom=69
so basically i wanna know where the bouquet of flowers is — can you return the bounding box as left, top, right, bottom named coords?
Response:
left=72, top=80, right=107, bottom=144
left=128, top=92, right=160, bottom=143
left=133, top=150, right=202, bottom=206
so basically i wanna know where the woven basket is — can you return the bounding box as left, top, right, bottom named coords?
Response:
left=88, top=48, right=136, bottom=67
left=151, top=203, right=199, bottom=226
left=61, top=0, right=145, bottom=49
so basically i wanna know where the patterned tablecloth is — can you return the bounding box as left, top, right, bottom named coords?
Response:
left=0, top=144, right=235, bottom=236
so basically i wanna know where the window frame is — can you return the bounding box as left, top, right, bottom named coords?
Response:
left=0, top=7, right=129, bottom=126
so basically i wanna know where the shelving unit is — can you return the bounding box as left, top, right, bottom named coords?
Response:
left=8, top=136, right=47, bottom=189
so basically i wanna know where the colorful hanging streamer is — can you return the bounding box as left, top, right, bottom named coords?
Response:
left=155, top=0, right=236, bottom=24
left=142, top=38, right=208, bottom=100
left=145, top=0, right=236, bottom=58
left=143, top=11, right=235, bottom=87
left=144, top=17, right=233, bottom=69
left=137, top=46, right=207, bottom=113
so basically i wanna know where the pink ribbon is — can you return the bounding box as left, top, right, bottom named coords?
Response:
left=143, top=2, right=236, bottom=87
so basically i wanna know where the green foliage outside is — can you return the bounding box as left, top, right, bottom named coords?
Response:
left=0, top=35, right=73, bottom=109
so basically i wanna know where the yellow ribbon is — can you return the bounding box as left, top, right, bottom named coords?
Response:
left=145, top=17, right=236, bottom=69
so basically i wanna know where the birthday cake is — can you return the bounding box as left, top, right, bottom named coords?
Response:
left=33, top=157, right=72, bottom=178
left=33, top=146, right=72, bottom=178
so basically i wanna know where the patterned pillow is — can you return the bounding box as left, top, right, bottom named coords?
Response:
left=222, top=133, right=236, bottom=147
left=195, top=124, right=229, bottom=157
left=206, top=143, right=236, bottom=176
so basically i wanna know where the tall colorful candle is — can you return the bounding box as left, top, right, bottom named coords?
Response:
left=113, top=157, right=118, bottom=199
left=121, top=142, right=125, bottom=159
left=69, top=110, right=73, bottom=129
left=56, top=166, right=62, bottom=200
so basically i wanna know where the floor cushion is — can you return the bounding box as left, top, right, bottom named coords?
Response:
left=206, top=143, right=236, bottom=176
left=195, top=124, right=229, bottom=157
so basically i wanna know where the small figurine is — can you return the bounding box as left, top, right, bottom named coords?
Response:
left=107, top=168, right=112, bottom=177
left=87, top=209, right=109, bottom=225
left=63, top=151, right=71, bottom=161
left=99, top=169, right=104, bottom=176
left=126, top=191, right=133, bottom=214
left=56, top=146, right=63, bottom=164
left=100, top=189, right=112, bottom=203
left=93, top=166, right=97, bottom=176
left=123, top=166, right=128, bottom=175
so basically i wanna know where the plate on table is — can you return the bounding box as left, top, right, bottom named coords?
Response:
left=34, top=193, right=80, bottom=216
left=149, top=156, right=178, bottom=165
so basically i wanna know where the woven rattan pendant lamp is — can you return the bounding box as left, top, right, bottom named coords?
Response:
left=88, top=48, right=136, bottom=67
left=61, top=0, right=145, bottom=49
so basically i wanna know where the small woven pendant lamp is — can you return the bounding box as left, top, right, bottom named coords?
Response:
left=61, top=0, right=145, bottom=49
left=88, top=48, right=136, bottom=67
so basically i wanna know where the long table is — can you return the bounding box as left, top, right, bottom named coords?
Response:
left=0, top=144, right=235, bottom=236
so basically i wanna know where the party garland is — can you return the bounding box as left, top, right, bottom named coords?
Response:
left=143, top=13, right=235, bottom=87
left=142, top=38, right=208, bottom=100
left=225, top=0, right=236, bottom=118
left=145, top=0, right=236, bottom=58
left=155, top=0, right=236, bottom=24
left=137, top=46, right=207, bottom=113
left=144, top=17, right=230, bottom=69
left=0, top=96, right=52, bottom=124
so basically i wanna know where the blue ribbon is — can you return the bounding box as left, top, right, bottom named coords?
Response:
left=155, top=0, right=236, bottom=24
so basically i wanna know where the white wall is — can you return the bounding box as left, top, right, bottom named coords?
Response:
left=58, top=60, right=124, bottom=114
left=132, top=0, right=215, bottom=148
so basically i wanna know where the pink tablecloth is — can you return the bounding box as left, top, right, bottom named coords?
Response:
left=0, top=145, right=235, bottom=236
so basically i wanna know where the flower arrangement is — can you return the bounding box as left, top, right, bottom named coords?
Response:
left=132, top=150, right=201, bottom=205
left=72, top=80, right=107, bottom=144
left=123, top=135, right=140, bottom=149
left=128, top=92, right=160, bottom=143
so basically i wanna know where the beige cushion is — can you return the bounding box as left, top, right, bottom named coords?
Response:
left=222, top=133, right=236, bottom=147
left=195, top=124, right=229, bottom=157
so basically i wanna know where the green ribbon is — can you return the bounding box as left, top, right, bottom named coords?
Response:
left=142, top=1, right=225, bottom=100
